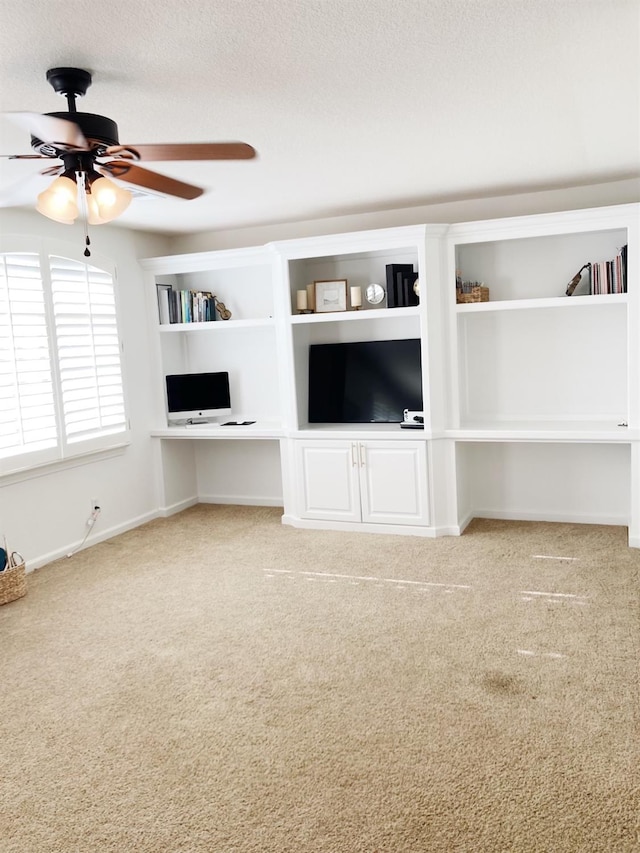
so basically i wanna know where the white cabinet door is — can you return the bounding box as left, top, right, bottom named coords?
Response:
left=359, top=440, right=429, bottom=525
left=295, top=440, right=360, bottom=521
left=295, top=439, right=429, bottom=527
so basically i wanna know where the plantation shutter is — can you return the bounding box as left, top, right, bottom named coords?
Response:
left=49, top=256, right=126, bottom=444
left=0, top=253, right=58, bottom=461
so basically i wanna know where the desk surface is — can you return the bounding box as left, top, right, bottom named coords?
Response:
left=151, top=421, right=284, bottom=440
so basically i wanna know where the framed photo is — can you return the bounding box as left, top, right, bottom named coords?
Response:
left=314, top=279, right=347, bottom=313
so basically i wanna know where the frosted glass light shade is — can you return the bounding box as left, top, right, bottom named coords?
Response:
left=85, top=194, right=103, bottom=225
left=87, top=177, right=131, bottom=223
left=36, top=176, right=78, bottom=224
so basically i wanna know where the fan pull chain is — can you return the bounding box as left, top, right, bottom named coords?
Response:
left=77, top=171, right=92, bottom=256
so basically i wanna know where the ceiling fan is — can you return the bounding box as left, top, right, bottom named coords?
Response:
left=2, top=67, right=256, bottom=229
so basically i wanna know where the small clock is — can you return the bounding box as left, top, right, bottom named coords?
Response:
left=365, top=283, right=385, bottom=306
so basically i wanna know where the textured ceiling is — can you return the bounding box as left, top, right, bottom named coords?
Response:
left=0, top=0, right=638, bottom=235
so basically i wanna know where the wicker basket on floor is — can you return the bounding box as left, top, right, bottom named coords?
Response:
left=0, top=554, right=26, bottom=605
left=456, top=285, right=490, bottom=304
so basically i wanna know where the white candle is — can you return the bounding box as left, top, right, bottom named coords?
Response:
left=296, top=290, right=308, bottom=310
left=350, top=285, right=362, bottom=308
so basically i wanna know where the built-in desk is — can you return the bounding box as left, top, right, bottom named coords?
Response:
left=151, top=422, right=284, bottom=440
left=150, top=423, right=286, bottom=513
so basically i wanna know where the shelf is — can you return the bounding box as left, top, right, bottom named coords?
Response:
left=151, top=421, right=284, bottom=439
left=293, top=423, right=429, bottom=439
left=456, top=293, right=627, bottom=314
left=447, top=420, right=635, bottom=442
left=158, top=318, right=275, bottom=332
left=290, top=306, right=419, bottom=324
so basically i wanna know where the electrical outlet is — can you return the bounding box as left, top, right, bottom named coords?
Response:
left=90, top=497, right=101, bottom=513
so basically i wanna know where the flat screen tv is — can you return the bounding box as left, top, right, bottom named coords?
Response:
left=308, top=339, right=423, bottom=423
left=165, top=371, right=231, bottom=423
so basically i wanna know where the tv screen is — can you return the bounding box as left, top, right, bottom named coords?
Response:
left=165, top=371, right=231, bottom=421
left=308, top=339, right=423, bottom=423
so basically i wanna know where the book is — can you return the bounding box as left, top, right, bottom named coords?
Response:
left=156, top=284, right=172, bottom=324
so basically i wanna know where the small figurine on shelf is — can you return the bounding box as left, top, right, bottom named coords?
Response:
left=565, top=263, right=591, bottom=296
left=214, top=296, right=232, bottom=320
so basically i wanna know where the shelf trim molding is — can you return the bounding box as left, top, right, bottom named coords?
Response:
left=158, top=317, right=275, bottom=332
left=140, top=244, right=276, bottom=274
left=456, top=293, right=628, bottom=313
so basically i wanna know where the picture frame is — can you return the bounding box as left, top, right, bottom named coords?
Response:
left=314, top=279, right=347, bottom=313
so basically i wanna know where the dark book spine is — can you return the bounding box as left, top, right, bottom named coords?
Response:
left=396, top=270, right=407, bottom=308
left=385, top=264, right=396, bottom=308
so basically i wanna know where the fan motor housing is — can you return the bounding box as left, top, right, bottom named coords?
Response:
left=31, top=111, right=120, bottom=155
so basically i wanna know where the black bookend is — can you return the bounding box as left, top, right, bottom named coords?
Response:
left=385, top=264, right=415, bottom=309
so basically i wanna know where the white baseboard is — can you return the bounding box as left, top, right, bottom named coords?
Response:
left=199, top=495, right=284, bottom=507
left=470, top=508, right=628, bottom=527
left=281, top=514, right=438, bottom=538
left=432, top=524, right=465, bottom=537
left=156, top=496, right=199, bottom=517
left=456, top=512, right=475, bottom=534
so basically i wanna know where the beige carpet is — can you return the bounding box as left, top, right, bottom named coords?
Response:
left=1, top=506, right=638, bottom=852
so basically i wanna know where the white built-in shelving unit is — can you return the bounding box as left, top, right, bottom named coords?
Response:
left=140, top=203, right=639, bottom=547
left=445, top=205, right=638, bottom=545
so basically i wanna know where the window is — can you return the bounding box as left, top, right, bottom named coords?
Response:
left=0, top=243, right=129, bottom=476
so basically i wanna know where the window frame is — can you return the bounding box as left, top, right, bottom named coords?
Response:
left=0, top=235, right=131, bottom=478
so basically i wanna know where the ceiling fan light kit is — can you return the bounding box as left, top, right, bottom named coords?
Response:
left=87, top=175, right=132, bottom=222
left=3, top=66, right=257, bottom=230
left=36, top=164, right=132, bottom=225
left=35, top=173, right=78, bottom=223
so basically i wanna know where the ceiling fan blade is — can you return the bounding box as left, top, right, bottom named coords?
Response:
left=106, top=142, right=256, bottom=161
left=0, top=170, right=55, bottom=208
left=99, top=160, right=204, bottom=200
left=0, top=153, right=55, bottom=160
left=40, top=164, right=64, bottom=177
left=4, top=112, right=88, bottom=149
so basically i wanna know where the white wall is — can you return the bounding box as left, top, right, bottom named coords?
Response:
left=0, top=209, right=171, bottom=569
left=460, top=442, right=631, bottom=527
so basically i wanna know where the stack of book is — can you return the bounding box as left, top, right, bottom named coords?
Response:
left=385, top=264, right=419, bottom=308
left=565, top=246, right=627, bottom=296
left=590, top=245, right=627, bottom=294
left=157, top=285, right=217, bottom=324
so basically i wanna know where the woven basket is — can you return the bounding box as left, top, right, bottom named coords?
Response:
left=456, top=286, right=490, bottom=304
left=0, top=554, right=26, bottom=605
